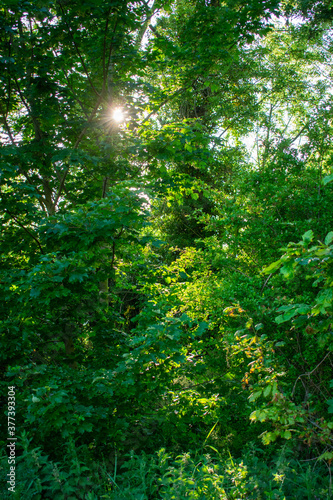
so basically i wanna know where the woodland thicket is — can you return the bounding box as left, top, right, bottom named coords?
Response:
left=1, top=0, right=333, bottom=498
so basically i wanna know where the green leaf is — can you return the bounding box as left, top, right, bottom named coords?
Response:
left=327, top=399, right=333, bottom=414
left=262, top=259, right=282, bottom=274
left=276, top=309, right=298, bottom=324
left=302, top=230, right=314, bottom=243
left=319, top=451, right=333, bottom=460
left=263, top=385, right=272, bottom=398
left=280, top=261, right=296, bottom=279
left=246, top=318, right=253, bottom=329
left=262, top=431, right=278, bottom=445
left=325, top=232, right=333, bottom=245
left=195, top=321, right=209, bottom=336
left=323, top=173, right=333, bottom=185
left=248, top=390, right=262, bottom=402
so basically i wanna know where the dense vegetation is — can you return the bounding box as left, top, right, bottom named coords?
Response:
left=1, top=0, right=333, bottom=498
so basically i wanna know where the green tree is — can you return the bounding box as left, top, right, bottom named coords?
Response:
left=1, top=0, right=333, bottom=497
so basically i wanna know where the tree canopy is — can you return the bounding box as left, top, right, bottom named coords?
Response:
left=1, top=0, right=333, bottom=498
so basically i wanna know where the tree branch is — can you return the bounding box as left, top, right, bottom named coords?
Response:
left=291, top=353, right=331, bottom=399
left=3, top=206, right=44, bottom=254
left=58, top=4, right=101, bottom=98
left=102, top=8, right=112, bottom=90
left=53, top=94, right=105, bottom=210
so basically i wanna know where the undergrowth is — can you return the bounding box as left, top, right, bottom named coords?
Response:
left=0, top=434, right=331, bottom=499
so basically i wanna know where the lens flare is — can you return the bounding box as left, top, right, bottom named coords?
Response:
left=112, top=108, right=124, bottom=122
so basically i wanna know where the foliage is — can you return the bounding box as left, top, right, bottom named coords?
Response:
left=101, top=446, right=331, bottom=500
left=1, top=0, right=333, bottom=498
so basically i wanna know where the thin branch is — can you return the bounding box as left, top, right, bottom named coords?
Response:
left=13, top=76, right=46, bottom=143
left=260, top=102, right=275, bottom=169
left=102, top=8, right=112, bottom=89
left=171, top=374, right=242, bottom=394
left=74, top=95, right=105, bottom=149
left=138, top=52, right=237, bottom=127
left=105, top=16, right=119, bottom=94
left=287, top=122, right=309, bottom=147
left=6, top=32, right=13, bottom=117
left=299, top=455, right=323, bottom=462
left=2, top=115, right=16, bottom=144
left=0, top=131, right=48, bottom=211
left=18, top=168, right=48, bottom=213
left=63, top=71, right=89, bottom=118
left=13, top=76, right=32, bottom=114
left=107, top=17, right=118, bottom=71
left=210, top=125, right=232, bottom=150
left=58, top=4, right=101, bottom=98
left=211, top=89, right=277, bottom=152
left=140, top=85, right=199, bottom=127
left=53, top=94, right=104, bottom=209
left=261, top=273, right=273, bottom=294
left=110, top=240, right=116, bottom=270
left=307, top=418, right=333, bottom=444
left=278, top=114, right=292, bottom=140
left=3, top=207, right=44, bottom=254
left=229, top=265, right=250, bottom=278
left=291, top=353, right=331, bottom=398
left=271, top=122, right=309, bottom=165
left=134, top=2, right=158, bottom=49
left=102, top=177, right=109, bottom=198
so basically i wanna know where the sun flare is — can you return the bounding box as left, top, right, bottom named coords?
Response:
left=112, top=107, right=124, bottom=122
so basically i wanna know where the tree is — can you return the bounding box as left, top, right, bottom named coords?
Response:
left=1, top=0, right=333, bottom=498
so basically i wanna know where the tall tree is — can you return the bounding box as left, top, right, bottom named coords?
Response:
left=1, top=1, right=333, bottom=497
